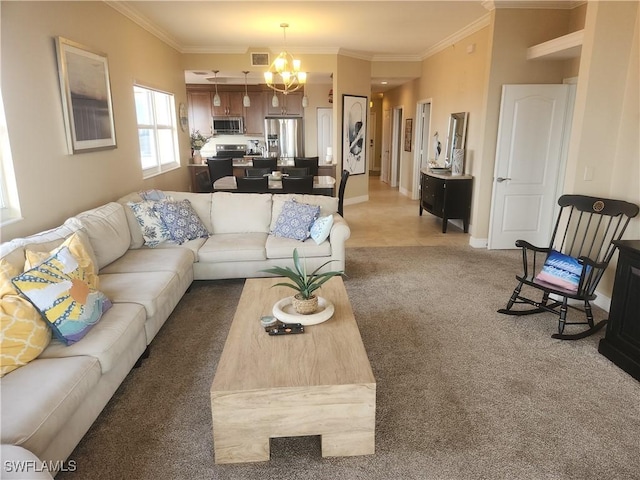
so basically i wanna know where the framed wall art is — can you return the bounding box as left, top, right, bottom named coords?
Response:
left=55, top=37, right=117, bottom=153
left=404, top=118, right=413, bottom=152
left=342, top=94, right=367, bottom=175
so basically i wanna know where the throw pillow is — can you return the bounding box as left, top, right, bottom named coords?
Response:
left=139, top=189, right=169, bottom=201
left=0, top=259, right=51, bottom=377
left=271, top=200, right=321, bottom=241
left=24, top=232, right=99, bottom=290
left=535, top=250, right=588, bottom=292
left=310, top=215, right=334, bottom=245
left=127, top=201, right=172, bottom=247
left=153, top=199, right=209, bottom=245
left=12, top=246, right=112, bottom=345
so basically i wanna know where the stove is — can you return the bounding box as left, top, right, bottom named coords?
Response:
left=215, top=144, right=247, bottom=158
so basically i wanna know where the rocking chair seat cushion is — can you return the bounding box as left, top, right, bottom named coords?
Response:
left=535, top=250, right=586, bottom=292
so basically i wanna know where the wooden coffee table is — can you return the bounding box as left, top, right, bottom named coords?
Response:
left=210, top=277, right=376, bottom=464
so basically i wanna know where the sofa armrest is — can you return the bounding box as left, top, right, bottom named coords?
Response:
left=329, top=214, right=351, bottom=272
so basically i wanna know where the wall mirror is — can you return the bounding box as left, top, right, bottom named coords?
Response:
left=444, top=112, right=468, bottom=163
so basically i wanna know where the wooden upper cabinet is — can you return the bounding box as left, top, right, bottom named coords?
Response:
left=212, top=91, right=244, bottom=116
left=187, top=91, right=213, bottom=135
left=266, top=91, right=303, bottom=116
left=243, top=92, right=266, bottom=135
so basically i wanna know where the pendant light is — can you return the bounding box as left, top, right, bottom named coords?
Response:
left=271, top=92, right=279, bottom=108
left=302, top=82, right=308, bottom=108
left=212, top=70, right=221, bottom=107
left=242, top=71, right=251, bottom=107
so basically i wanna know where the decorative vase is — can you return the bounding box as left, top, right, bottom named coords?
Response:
left=193, top=149, right=203, bottom=164
left=292, top=294, right=318, bottom=315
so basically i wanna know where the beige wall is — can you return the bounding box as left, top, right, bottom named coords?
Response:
left=1, top=1, right=190, bottom=240
left=334, top=55, right=371, bottom=202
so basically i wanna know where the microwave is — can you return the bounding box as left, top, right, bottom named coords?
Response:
left=212, top=116, right=244, bottom=134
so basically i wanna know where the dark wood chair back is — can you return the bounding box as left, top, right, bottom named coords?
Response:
left=281, top=167, right=309, bottom=176
left=294, top=157, right=319, bottom=176
left=338, top=169, right=350, bottom=216
left=281, top=175, right=314, bottom=194
left=251, top=157, right=278, bottom=170
left=236, top=176, right=269, bottom=193
left=245, top=168, right=271, bottom=177
left=206, top=158, right=233, bottom=184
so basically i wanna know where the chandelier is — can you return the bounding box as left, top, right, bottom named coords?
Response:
left=264, top=23, right=307, bottom=96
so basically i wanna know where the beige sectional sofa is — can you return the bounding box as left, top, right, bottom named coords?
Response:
left=0, top=191, right=350, bottom=478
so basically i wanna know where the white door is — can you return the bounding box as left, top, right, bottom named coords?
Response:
left=368, top=112, right=377, bottom=172
left=488, top=84, right=571, bottom=249
left=412, top=101, right=431, bottom=199
left=316, top=107, right=332, bottom=164
left=390, top=107, right=403, bottom=187
left=381, top=109, right=391, bottom=183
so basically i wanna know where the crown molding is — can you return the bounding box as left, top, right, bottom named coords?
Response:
left=105, top=1, right=182, bottom=52
left=421, top=13, right=491, bottom=60
left=483, top=0, right=585, bottom=10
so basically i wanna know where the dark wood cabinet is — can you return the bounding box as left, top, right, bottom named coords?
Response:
left=598, top=240, right=640, bottom=381
left=187, top=91, right=213, bottom=135
left=419, top=169, right=472, bottom=233
left=243, top=91, right=266, bottom=135
left=266, top=91, right=303, bottom=116
left=211, top=91, right=244, bottom=117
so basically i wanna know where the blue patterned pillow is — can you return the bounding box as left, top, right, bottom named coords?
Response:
left=271, top=200, right=321, bottom=241
left=535, top=250, right=590, bottom=292
left=310, top=215, right=334, bottom=244
left=127, top=201, right=172, bottom=247
left=153, top=199, right=209, bottom=245
left=11, top=246, right=112, bottom=345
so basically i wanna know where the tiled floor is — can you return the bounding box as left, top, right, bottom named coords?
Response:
left=343, top=176, right=470, bottom=248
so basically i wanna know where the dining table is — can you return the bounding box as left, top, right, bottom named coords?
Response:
left=213, top=175, right=336, bottom=196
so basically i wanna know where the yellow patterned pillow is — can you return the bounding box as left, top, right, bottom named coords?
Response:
left=0, top=259, right=52, bottom=377
left=25, top=232, right=99, bottom=290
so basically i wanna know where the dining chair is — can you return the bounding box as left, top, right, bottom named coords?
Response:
left=294, top=157, right=319, bottom=176
left=245, top=167, right=271, bottom=177
left=281, top=175, right=314, bottom=194
left=251, top=157, right=278, bottom=170
left=281, top=166, right=309, bottom=176
left=236, top=176, right=269, bottom=193
left=337, top=169, right=350, bottom=217
left=206, top=158, right=234, bottom=184
left=195, top=169, right=213, bottom=193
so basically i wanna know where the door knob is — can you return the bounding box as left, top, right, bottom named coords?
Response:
left=496, top=177, right=512, bottom=182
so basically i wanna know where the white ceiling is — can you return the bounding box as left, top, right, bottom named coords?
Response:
left=108, top=1, right=577, bottom=92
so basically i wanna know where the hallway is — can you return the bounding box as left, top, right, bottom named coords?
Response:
left=343, top=177, right=471, bottom=248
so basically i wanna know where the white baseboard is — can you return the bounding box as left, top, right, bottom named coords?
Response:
left=469, top=236, right=488, bottom=248
left=344, top=195, right=369, bottom=206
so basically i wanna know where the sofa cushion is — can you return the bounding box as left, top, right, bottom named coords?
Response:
left=310, top=215, right=334, bottom=245
left=99, top=248, right=194, bottom=283
left=0, top=260, right=51, bottom=377
left=198, top=233, right=268, bottom=263
left=98, top=271, right=179, bottom=319
left=12, top=247, right=112, bottom=346
left=117, top=192, right=145, bottom=249
left=211, top=192, right=272, bottom=234
left=66, top=202, right=130, bottom=270
left=153, top=199, right=209, bottom=244
left=0, top=356, right=101, bottom=454
left=164, top=191, right=213, bottom=233
left=127, top=201, right=172, bottom=247
left=270, top=194, right=339, bottom=232
left=39, top=303, right=146, bottom=373
left=265, top=235, right=332, bottom=259
left=271, top=200, right=320, bottom=241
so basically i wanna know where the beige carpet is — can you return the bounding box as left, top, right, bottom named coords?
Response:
left=58, top=246, right=640, bottom=480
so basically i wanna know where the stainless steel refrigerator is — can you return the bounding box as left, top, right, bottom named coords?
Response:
left=264, top=117, right=304, bottom=160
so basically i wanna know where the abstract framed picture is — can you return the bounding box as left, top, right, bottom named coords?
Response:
left=342, top=94, right=367, bottom=175
left=404, top=118, right=413, bottom=152
left=55, top=37, right=117, bottom=153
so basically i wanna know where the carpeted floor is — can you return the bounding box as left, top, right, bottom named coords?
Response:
left=58, top=246, right=640, bottom=480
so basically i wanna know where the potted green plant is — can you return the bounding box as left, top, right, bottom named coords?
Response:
left=262, top=248, right=344, bottom=314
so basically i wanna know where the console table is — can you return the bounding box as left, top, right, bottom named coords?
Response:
left=419, top=169, right=473, bottom=233
left=598, top=240, right=640, bottom=381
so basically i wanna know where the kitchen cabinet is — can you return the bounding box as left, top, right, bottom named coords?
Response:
left=212, top=91, right=244, bottom=117
left=598, top=240, right=640, bottom=381
left=419, top=169, right=472, bottom=233
left=266, top=91, right=303, bottom=116
left=187, top=91, right=213, bottom=135
left=243, top=92, right=266, bottom=135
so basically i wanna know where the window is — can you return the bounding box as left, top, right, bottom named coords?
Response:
left=0, top=89, right=21, bottom=226
left=133, top=85, right=180, bottom=178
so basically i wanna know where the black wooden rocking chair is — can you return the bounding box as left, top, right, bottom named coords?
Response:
left=498, top=194, right=639, bottom=340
